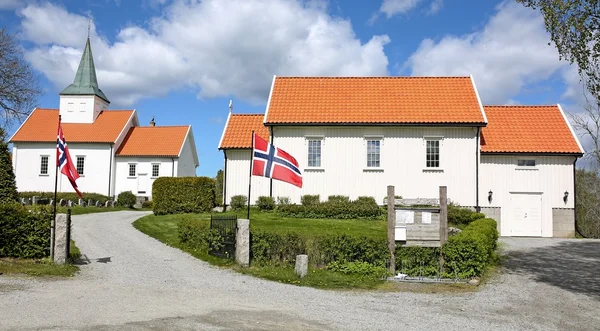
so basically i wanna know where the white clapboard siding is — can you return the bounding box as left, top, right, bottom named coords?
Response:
left=224, top=150, right=270, bottom=205
left=479, top=155, right=576, bottom=237
left=225, top=126, right=479, bottom=206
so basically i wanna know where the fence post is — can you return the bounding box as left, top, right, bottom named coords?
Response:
left=53, top=213, right=68, bottom=265
left=236, top=219, right=250, bottom=267
left=387, top=185, right=396, bottom=275
left=439, top=186, right=448, bottom=245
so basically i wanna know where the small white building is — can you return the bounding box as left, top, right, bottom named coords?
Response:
left=219, top=76, right=584, bottom=238
left=10, top=37, right=199, bottom=200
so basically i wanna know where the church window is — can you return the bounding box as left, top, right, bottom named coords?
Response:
left=76, top=156, right=85, bottom=175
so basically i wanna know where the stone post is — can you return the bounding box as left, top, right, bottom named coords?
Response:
left=295, top=255, right=308, bottom=278
left=32, top=196, right=39, bottom=205
left=235, top=219, right=250, bottom=267
left=387, top=185, right=396, bottom=275
left=78, top=198, right=84, bottom=206
left=439, top=186, right=448, bottom=245
left=53, top=214, right=68, bottom=265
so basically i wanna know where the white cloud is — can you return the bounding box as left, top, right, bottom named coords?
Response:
left=0, top=0, right=22, bottom=10
left=428, top=0, right=443, bottom=15
left=380, top=0, right=423, bottom=17
left=406, top=1, right=565, bottom=104
left=19, top=1, right=390, bottom=107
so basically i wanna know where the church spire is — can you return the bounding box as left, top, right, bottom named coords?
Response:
left=59, top=37, right=110, bottom=103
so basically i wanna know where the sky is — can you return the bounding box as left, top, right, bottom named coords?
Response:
left=0, top=0, right=593, bottom=176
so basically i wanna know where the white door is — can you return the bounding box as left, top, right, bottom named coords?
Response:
left=137, top=173, right=148, bottom=195
left=508, top=193, right=542, bottom=237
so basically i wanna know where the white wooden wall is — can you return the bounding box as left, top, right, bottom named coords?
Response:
left=223, top=149, right=270, bottom=205
left=479, top=155, right=576, bottom=237
left=114, top=157, right=176, bottom=199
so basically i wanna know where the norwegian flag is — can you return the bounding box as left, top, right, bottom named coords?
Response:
left=57, top=124, right=83, bottom=198
left=252, top=133, right=302, bottom=188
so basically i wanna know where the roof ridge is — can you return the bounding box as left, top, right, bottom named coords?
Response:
left=484, top=105, right=558, bottom=108
left=276, top=76, right=471, bottom=79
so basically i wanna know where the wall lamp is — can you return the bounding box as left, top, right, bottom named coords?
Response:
left=488, top=190, right=493, bottom=203
left=563, top=191, right=569, bottom=203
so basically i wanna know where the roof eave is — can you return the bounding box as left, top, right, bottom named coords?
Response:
left=264, top=122, right=487, bottom=127
left=481, top=151, right=584, bottom=157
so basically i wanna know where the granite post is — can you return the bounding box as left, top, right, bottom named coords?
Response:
left=53, top=214, right=68, bottom=265
left=295, top=255, right=308, bottom=278
left=235, top=219, right=250, bottom=267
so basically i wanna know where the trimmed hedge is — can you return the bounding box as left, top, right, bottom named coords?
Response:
left=448, top=203, right=485, bottom=225
left=152, top=177, right=216, bottom=215
left=117, top=191, right=136, bottom=207
left=19, top=191, right=111, bottom=204
left=301, top=195, right=320, bottom=206
left=442, top=218, right=498, bottom=278
left=256, top=196, right=275, bottom=211
left=230, top=195, right=247, bottom=211
left=278, top=196, right=382, bottom=219
left=0, top=202, right=52, bottom=258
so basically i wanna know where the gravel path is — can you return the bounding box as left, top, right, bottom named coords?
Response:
left=1, top=211, right=599, bottom=331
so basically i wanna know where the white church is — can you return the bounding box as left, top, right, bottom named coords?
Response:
left=10, top=38, right=199, bottom=200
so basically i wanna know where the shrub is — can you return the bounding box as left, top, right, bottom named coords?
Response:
left=442, top=218, right=498, bottom=278
left=0, top=202, right=52, bottom=258
left=117, top=191, right=136, bottom=207
left=448, top=203, right=485, bottom=225
left=301, top=194, right=320, bottom=206
left=278, top=196, right=382, bottom=219
left=0, top=128, right=17, bottom=203
left=152, top=177, right=216, bottom=215
left=396, top=246, right=440, bottom=277
left=327, top=195, right=349, bottom=204
left=276, top=196, right=291, bottom=206
left=230, top=195, right=247, bottom=211
left=327, top=261, right=388, bottom=278
left=19, top=192, right=111, bottom=204
left=141, top=200, right=153, bottom=208
left=256, top=196, right=275, bottom=211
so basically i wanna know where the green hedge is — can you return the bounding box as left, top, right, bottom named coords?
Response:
left=448, top=203, right=485, bottom=225
left=19, top=191, right=111, bottom=203
left=117, top=191, right=136, bottom=207
left=152, top=177, right=216, bottom=215
left=0, top=202, right=52, bottom=258
left=278, top=196, right=382, bottom=219
left=256, top=196, right=275, bottom=211
left=442, top=218, right=498, bottom=278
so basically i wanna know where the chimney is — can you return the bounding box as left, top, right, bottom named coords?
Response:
left=150, top=116, right=155, bottom=127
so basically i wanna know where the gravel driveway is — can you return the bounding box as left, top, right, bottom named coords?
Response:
left=1, top=211, right=599, bottom=331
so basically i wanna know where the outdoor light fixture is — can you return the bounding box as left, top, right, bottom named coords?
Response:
left=564, top=191, right=569, bottom=203
left=488, top=190, right=493, bottom=203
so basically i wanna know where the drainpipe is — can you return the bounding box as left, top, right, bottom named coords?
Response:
left=108, top=143, right=113, bottom=197
left=223, top=150, right=228, bottom=209
left=573, top=157, right=585, bottom=237
left=171, top=157, right=175, bottom=177
left=269, top=126, right=274, bottom=198
left=475, top=127, right=480, bottom=212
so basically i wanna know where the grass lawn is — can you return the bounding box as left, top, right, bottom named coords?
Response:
left=26, top=205, right=152, bottom=215
left=0, top=240, right=81, bottom=277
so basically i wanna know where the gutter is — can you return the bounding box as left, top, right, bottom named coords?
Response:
left=223, top=151, right=228, bottom=209
left=171, top=157, right=175, bottom=177
left=475, top=127, right=480, bottom=212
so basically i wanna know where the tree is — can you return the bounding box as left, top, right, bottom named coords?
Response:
left=0, top=28, right=41, bottom=126
left=517, top=0, right=600, bottom=168
left=215, top=169, right=224, bottom=206
left=576, top=169, right=600, bottom=238
left=0, top=127, right=18, bottom=203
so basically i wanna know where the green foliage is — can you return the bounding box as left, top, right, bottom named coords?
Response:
left=576, top=169, right=600, bottom=238
left=396, top=246, right=441, bottom=277
left=0, top=202, right=51, bottom=258
left=215, top=169, right=224, bottom=206
left=448, top=203, right=485, bottom=225
left=442, top=218, right=498, bottom=278
left=117, top=191, right=136, bottom=207
left=178, top=217, right=226, bottom=255
left=301, top=194, right=320, bottom=206
left=278, top=196, right=382, bottom=219
left=327, top=195, right=349, bottom=204
left=141, top=200, right=153, bottom=209
left=256, top=196, right=275, bottom=211
left=250, top=231, right=306, bottom=264
left=152, top=177, right=216, bottom=215
left=327, top=261, right=388, bottom=278
left=276, top=196, right=290, bottom=206
left=19, top=191, right=110, bottom=204
left=0, top=128, right=17, bottom=203
left=230, top=195, right=247, bottom=211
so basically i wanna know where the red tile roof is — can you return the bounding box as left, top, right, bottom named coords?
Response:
left=116, top=126, right=190, bottom=157
left=10, top=108, right=134, bottom=143
left=219, top=114, right=270, bottom=149
left=481, top=105, right=583, bottom=154
left=264, top=76, right=486, bottom=125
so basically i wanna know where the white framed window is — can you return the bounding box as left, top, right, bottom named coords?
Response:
left=67, top=102, right=74, bottom=112
left=76, top=156, right=85, bottom=175
left=152, top=163, right=160, bottom=178
left=307, top=139, right=322, bottom=168
left=518, top=159, right=536, bottom=167
left=366, top=139, right=381, bottom=168
left=128, top=163, right=137, bottom=177
left=40, top=155, right=49, bottom=175
left=423, top=136, right=443, bottom=170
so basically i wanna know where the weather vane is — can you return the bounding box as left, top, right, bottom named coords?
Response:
left=88, top=19, right=91, bottom=38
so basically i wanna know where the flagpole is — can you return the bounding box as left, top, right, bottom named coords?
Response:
left=247, top=130, right=254, bottom=219
left=51, top=115, right=61, bottom=261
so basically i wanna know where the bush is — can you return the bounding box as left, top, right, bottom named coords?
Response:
left=276, top=196, right=291, bottom=206
left=0, top=202, right=52, bottom=258
left=327, top=261, right=388, bottom=278
left=327, top=195, right=349, bottom=204
left=278, top=196, right=382, bottom=219
left=442, top=218, right=498, bottom=278
left=141, top=200, right=153, bottom=208
left=395, top=246, right=441, bottom=277
left=230, top=195, right=247, bottom=211
left=256, top=196, right=275, bottom=211
left=178, top=217, right=225, bottom=254
left=152, top=177, right=216, bottom=215
left=448, top=203, right=485, bottom=225
left=0, top=128, right=17, bottom=203
left=301, top=194, right=320, bottom=206
left=117, top=191, right=136, bottom=207
left=19, top=191, right=111, bottom=204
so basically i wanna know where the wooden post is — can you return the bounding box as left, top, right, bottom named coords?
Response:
left=387, top=185, right=396, bottom=275
left=439, top=186, right=448, bottom=245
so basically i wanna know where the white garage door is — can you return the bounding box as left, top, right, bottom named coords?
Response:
left=508, top=193, right=542, bottom=237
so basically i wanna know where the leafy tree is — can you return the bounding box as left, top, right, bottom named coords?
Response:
left=0, top=127, right=18, bottom=202
left=0, top=28, right=41, bottom=126
left=215, top=169, right=223, bottom=206
left=576, top=169, right=600, bottom=238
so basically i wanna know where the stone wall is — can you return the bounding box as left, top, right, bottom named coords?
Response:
left=479, top=207, right=501, bottom=233
left=552, top=208, right=575, bottom=238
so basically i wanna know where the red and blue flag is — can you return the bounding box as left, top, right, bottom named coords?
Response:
left=57, top=124, right=83, bottom=198
left=252, top=133, right=302, bottom=188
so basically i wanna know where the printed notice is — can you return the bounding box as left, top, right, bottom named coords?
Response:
left=422, top=212, right=432, bottom=224
left=396, top=210, right=414, bottom=224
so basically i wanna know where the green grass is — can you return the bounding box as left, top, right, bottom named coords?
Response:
left=0, top=240, right=81, bottom=277
left=25, top=205, right=152, bottom=215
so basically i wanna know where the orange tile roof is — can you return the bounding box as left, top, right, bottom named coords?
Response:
left=481, top=105, right=583, bottom=154
left=219, top=114, right=270, bottom=149
left=116, top=126, right=190, bottom=157
left=10, top=108, right=134, bottom=143
left=264, top=76, right=486, bottom=125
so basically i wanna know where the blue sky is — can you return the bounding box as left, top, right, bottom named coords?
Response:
left=0, top=0, right=589, bottom=176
